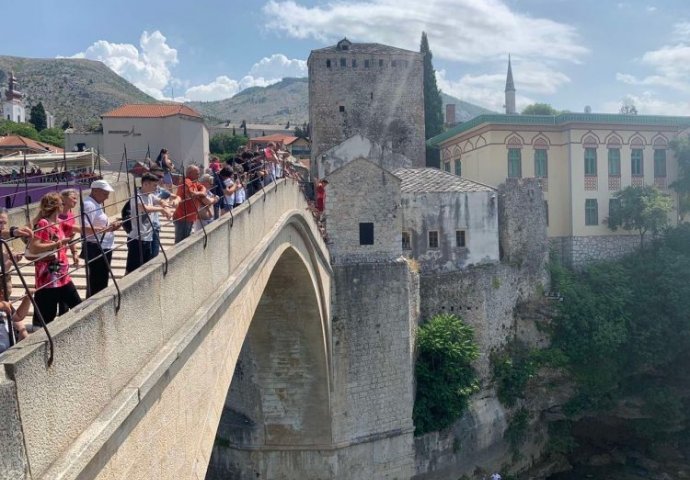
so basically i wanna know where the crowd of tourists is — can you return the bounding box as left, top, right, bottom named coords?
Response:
left=0, top=141, right=302, bottom=353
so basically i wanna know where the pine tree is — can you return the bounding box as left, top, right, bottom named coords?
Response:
left=420, top=32, right=444, bottom=168
left=30, top=102, right=47, bottom=132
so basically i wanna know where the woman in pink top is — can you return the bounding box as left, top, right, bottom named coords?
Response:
left=28, top=192, right=82, bottom=324
left=59, top=188, right=80, bottom=266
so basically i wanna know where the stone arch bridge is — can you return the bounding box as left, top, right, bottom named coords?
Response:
left=0, top=180, right=415, bottom=480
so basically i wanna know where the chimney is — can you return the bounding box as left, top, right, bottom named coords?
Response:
left=446, top=104, right=456, bottom=125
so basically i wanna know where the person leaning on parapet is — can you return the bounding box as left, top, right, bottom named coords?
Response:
left=149, top=167, right=180, bottom=258
left=126, top=173, right=175, bottom=274
left=172, top=165, right=207, bottom=243
left=81, top=180, right=122, bottom=297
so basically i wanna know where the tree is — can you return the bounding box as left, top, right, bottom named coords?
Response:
left=607, top=185, right=672, bottom=246
left=619, top=100, right=638, bottom=115
left=38, top=128, right=65, bottom=148
left=0, top=120, right=39, bottom=140
left=420, top=32, right=444, bottom=168
left=29, top=102, right=47, bottom=131
left=210, top=133, right=248, bottom=155
left=294, top=124, right=309, bottom=139
left=522, top=103, right=559, bottom=115
left=413, top=313, right=479, bottom=434
left=670, top=137, right=690, bottom=221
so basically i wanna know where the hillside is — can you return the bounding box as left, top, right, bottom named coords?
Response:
left=0, top=56, right=155, bottom=129
left=188, top=77, right=495, bottom=126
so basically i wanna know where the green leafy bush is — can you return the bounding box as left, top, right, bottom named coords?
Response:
left=551, top=223, right=690, bottom=421
left=413, top=313, right=480, bottom=435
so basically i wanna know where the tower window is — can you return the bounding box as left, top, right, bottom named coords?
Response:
left=339, top=105, right=345, bottom=113
left=359, top=223, right=374, bottom=245
left=364, top=59, right=370, bottom=68
left=379, top=59, right=384, bottom=67
left=326, top=59, right=331, bottom=68
left=340, top=58, right=346, bottom=67
left=391, top=60, right=397, bottom=67
left=370, top=92, right=373, bottom=100
left=456, top=230, right=466, bottom=247
left=402, top=231, right=411, bottom=250
left=352, top=59, right=357, bottom=68
left=428, top=231, right=439, bottom=249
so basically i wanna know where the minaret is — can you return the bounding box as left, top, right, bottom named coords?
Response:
left=505, top=55, right=516, bottom=115
left=3, top=72, right=26, bottom=123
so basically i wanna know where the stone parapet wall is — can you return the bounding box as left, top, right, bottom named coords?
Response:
left=0, top=179, right=333, bottom=479
left=550, top=234, right=641, bottom=268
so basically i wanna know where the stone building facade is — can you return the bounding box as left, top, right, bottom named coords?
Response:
left=308, top=38, right=425, bottom=178
left=325, top=157, right=402, bottom=264
left=394, top=167, right=499, bottom=273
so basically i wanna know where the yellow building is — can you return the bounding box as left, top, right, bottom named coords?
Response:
left=428, top=113, right=690, bottom=266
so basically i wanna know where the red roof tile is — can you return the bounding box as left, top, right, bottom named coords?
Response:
left=102, top=103, right=203, bottom=119
left=249, top=134, right=299, bottom=145
left=0, top=135, right=63, bottom=153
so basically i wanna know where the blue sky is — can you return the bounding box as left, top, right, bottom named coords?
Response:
left=4, top=0, right=690, bottom=114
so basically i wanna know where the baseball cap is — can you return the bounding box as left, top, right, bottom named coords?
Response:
left=90, top=179, right=115, bottom=192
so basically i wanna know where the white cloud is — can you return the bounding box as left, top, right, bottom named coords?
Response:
left=249, top=54, right=307, bottom=79
left=602, top=93, right=690, bottom=116
left=184, top=54, right=306, bottom=101
left=617, top=22, right=690, bottom=94
left=262, top=0, right=588, bottom=64
left=436, top=69, right=535, bottom=112
left=434, top=59, right=569, bottom=112
left=69, top=30, right=178, bottom=99
left=646, top=5, right=657, bottom=12
left=184, top=75, right=281, bottom=101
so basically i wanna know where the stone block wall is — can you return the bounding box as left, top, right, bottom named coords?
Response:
left=329, top=261, right=417, bottom=476
left=309, top=47, right=425, bottom=173
left=551, top=234, right=641, bottom=268
left=325, top=158, right=402, bottom=264
left=497, top=178, right=548, bottom=276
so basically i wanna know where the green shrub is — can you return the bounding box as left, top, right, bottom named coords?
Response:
left=413, top=313, right=480, bottom=435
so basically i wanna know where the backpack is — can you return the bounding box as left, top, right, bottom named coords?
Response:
left=121, top=200, right=132, bottom=234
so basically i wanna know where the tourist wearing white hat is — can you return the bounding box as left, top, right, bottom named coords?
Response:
left=81, top=180, right=122, bottom=297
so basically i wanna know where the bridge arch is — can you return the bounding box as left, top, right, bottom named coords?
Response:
left=0, top=180, right=333, bottom=480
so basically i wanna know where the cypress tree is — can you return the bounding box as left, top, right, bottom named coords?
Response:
left=420, top=32, right=444, bottom=168
left=30, top=102, right=47, bottom=132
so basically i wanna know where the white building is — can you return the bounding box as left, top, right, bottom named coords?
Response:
left=102, top=104, right=209, bottom=170
left=2, top=72, right=26, bottom=123
left=394, top=168, right=499, bottom=273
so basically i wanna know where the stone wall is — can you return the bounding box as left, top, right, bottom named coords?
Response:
left=551, top=234, right=641, bottom=268
left=401, top=189, right=499, bottom=273
left=309, top=46, right=425, bottom=174
left=325, top=157, right=402, bottom=264
left=330, top=261, right=417, bottom=476
left=497, top=178, right=548, bottom=276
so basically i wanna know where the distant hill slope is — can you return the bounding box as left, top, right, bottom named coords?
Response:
left=188, top=77, right=495, bottom=126
left=0, top=56, right=156, bottom=129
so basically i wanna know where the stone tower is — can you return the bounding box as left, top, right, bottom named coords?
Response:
left=3, top=72, right=26, bottom=123
left=505, top=55, right=516, bottom=115
left=308, top=38, right=425, bottom=178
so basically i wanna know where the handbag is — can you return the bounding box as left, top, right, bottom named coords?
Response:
left=24, top=243, right=57, bottom=263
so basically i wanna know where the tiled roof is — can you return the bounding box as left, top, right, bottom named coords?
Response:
left=249, top=134, right=299, bottom=145
left=213, top=123, right=290, bottom=130
left=102, top=104, right=202, bottom=119
left=393, top=168, right=494, bottom=193
left=427, top=112, right=690, bottom=147
left=311, top=42, right=419, bottom=56
left=0, top=135, right=63, bottom=153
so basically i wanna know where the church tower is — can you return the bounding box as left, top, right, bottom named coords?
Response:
left=3, top=72, right=26, bottom=123
left=505, top=55, right=516, bottom=115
